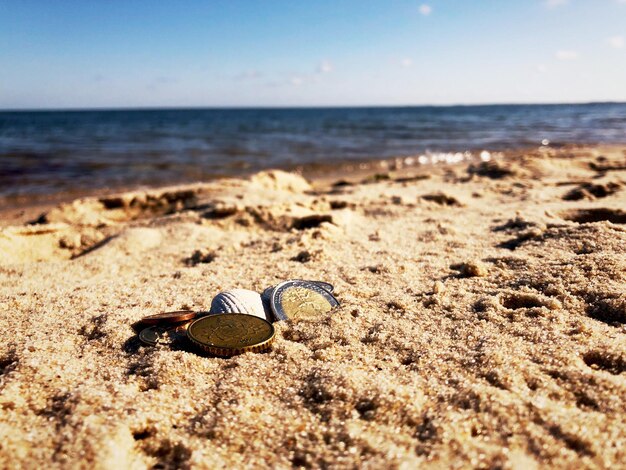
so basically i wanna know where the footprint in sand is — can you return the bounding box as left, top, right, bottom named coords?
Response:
left=562, top=181, right=622, bottom=201
left=583, top=349, right=626, bottom=375
left=558, top=208, right=626, bottom=225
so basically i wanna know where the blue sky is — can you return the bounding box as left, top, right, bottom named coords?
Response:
left=1, top=0, right=625, bottom=109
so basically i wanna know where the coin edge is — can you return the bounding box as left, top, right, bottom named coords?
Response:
left=139, top=310, right=199, bottom=326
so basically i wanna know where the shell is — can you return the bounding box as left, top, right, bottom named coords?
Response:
left=210, top=289, right=269, bottom=320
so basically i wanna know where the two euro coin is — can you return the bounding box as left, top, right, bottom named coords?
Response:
left=270, top=280, right=339, bottom=321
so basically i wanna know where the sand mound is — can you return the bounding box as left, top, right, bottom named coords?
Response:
left=249, top=170, right=312, bottom=193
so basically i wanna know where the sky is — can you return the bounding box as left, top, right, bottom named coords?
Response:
left=0, top=0, right=625, bottom=109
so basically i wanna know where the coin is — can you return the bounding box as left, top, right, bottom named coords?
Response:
left=139, top=326, right=165, bottom=346
left=261, top=281, right=334, bottom=309
left=138, top=310, right=198, bottom=326
left=187, top=313, right=275, bottom=356
left=261, top=287, right=274, bottom=318
left=270, top=280, right=339, bottom=322
left=162, top=322, right=192, bottom=346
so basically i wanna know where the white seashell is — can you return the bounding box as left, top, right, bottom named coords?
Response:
left=210, top=289, right=269, bottom=320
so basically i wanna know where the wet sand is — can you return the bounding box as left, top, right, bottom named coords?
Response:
left=0, top=145, right=625, bottom=468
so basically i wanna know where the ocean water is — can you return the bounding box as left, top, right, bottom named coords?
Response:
left=1, top=103, right=625, bottom=200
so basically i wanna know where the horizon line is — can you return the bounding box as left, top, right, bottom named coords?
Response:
left=1, top=100, right=625, bottom=113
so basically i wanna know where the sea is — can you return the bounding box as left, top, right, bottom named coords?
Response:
left=1, top=103, right=625, bottom=201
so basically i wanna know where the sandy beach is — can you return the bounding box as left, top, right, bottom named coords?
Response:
left=0, top=145, right=625, bottom=468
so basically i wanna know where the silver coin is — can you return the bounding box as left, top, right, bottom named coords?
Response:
left=270, top=280, right=339, bottom=322
left=138, top=326, right=165, bottom=346
left=139, top=324, right=190, bottom=346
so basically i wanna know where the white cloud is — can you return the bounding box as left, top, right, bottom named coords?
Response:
left=545, top=0, right=568, bottom=8
left=419, top=4, right=432, bottom=16
left=555, top=50, right=578, bottom=60
left=400, top=58, right=413, bottom=67
left=608, top=35, right=625, bottom=49
left=536, top=64, right=547, bottom=73
left=317, top=60, right=333, bottom=74
left=286, top=62, right=333, bottom=87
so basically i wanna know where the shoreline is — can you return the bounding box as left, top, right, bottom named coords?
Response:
left=0, top=150, right=482, bottom=227
left=0, top=143, right=612, bottom=228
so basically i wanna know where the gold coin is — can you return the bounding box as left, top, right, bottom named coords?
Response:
left=187, top=313, right=275, bottom=356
